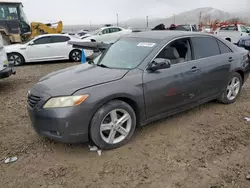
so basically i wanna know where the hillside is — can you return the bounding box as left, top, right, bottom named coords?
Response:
left=63, top=7, right=248, bottom=32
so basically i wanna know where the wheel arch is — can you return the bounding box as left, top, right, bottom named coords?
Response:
left=90, top=94, right=142, bottom=127
left=7, top=52, right=26, bottom=63
left=235, top=69, right=244, bottom=82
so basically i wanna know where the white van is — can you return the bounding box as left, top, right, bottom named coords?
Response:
left=0, top=33, right=15, bottom=79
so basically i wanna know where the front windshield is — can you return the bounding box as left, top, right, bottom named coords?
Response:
left=0, top=4, right=18, bottom=20
left=95, top=38, right=159, bottom=69
left=90, top=29, right=102, bottom=35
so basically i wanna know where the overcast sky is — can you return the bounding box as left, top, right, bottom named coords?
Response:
left=22, top=0, right=249, bottom=25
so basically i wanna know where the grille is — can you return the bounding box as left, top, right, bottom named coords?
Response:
left=28, top=94, right=41, bottom=108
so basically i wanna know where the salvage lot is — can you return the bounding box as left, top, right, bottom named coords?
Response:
left=1, top=62, right=250, bottom=188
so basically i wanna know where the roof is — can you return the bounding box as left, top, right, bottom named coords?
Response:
left=0, top=0, right=23, bottom=4
left=127, top=31, right=211, bottom=40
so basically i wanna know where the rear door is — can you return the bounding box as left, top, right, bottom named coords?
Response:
left=190, top=36, right=232, bottom=101
left=49, top=36, right=71, bottom=59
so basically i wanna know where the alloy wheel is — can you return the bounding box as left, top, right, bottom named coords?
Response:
left=72, top=51, right=81, bottom=62
left=226, top=77, right=241, bottom=101
left=100, top=109, right=132, bottom=144
left=9, top=54, right=22, bottom=66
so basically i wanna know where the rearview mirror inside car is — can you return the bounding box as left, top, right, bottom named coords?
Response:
left=147, top=58, right=171, bottom=72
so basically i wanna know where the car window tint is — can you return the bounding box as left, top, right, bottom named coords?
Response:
left=33, top=37, right=51, bottom=45
left=51, top=36, right=70, bottom=43
left=156, top=38, right=192, bottom=65
left=217, top=40, right=232, bottom=54
left=192, top=37, right=220, bottom=59
left=102, top=29, right=110, bottom=34
left=240, top=26, right=248, bottom=33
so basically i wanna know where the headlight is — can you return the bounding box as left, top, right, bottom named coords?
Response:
left=43, top=95, right=89, bottom=109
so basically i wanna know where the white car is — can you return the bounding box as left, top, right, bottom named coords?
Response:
left=80, top=26, right=132, bottom=43
left=5, top=34, right=93, bottom=66
left=214, top=24, right=250, bottom=44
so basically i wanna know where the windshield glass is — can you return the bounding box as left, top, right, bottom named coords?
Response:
left=18, top=4, right=29, bottom=24
left=90, top=29, right=102, bottom=35
left=95, top=38, right=159, bottom=69
left=0, top=4, right=18, bottom=20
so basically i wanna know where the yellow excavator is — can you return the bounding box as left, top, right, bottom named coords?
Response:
left=0, top=1, right=63, bottom=45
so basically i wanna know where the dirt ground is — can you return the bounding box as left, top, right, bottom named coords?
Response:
left=1, top=62, right=250, bottom=188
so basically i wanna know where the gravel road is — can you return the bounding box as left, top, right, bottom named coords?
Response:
left=1, top=62, right=250, bottom=188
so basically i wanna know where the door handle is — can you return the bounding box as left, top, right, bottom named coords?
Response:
left=228, top=57, right=234, bottom=62
left=190, top=66, right=198, bottom=73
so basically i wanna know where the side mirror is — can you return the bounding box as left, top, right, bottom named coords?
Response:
left=28, top=41, right=34, bottom=46
left=147, top=58, right=171, bottom=72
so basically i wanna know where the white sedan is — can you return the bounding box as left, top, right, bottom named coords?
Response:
left=80, top=26, right=132, bottom=43
left=5, top=34, right=93, bottom=66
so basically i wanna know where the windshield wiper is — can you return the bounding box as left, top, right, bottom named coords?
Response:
left=97, top=64, right=109, bottom=68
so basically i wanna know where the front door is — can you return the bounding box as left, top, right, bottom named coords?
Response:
left=143, top=37, right=203, bottom=119
left=25, top=36, right=52, bottom=61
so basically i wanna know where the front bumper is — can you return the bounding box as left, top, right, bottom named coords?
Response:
left=27, top=89, right=91, bottom=144
left=0, top=67, right=15, bottom=79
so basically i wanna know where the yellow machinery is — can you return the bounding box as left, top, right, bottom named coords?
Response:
left=29, top=21, right=63, bottom=39
left=0, top=1, right=63, bottom=45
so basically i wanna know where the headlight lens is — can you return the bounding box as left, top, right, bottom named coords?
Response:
left=43, top=95, right=89, bottom=109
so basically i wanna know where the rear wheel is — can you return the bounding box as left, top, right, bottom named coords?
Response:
left=69, top=50, right=82, bottom=62
left=7, top=53, right=25, bottom=66
left=218, top=72, right=242, bottom=104
left=90, top=100, right=136, bottom=150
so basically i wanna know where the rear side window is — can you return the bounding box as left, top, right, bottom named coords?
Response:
left=51, top=36, right=70, bottom=43
left=217, top=40, right=232, bottom=54
left=192, top=37, right=220, bottom=59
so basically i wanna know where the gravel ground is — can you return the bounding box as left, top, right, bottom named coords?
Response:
left=1, top=62, right=250, bottom=188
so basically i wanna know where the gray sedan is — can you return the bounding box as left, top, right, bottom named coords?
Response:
left=27, top=31, right=250, bottom=150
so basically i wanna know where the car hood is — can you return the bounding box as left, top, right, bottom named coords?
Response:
left=32, top=63, right=129, bottom=96
left=5, top=44, right=26, bottom=52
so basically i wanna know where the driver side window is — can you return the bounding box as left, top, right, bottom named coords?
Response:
left=33, top=36, right=51, bottom=45
left=102, top=29, right=110, bottom=35
left=156, top=38, right=192, bottom=65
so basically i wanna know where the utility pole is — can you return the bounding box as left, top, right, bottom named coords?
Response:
left=173, top=14, right=176, bottom=24
left=146, top=16, right=149, bottom=29
left=89, top=20, right=92, bottom=30
left=116, top=14, right=119, bottom=26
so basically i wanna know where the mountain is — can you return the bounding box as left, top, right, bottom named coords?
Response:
left=120, top=7, right=237, bottom=29
left=63, top=7, right=249, bottom=33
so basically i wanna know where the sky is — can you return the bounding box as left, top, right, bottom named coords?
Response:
left=21, top=0, right=249, bottom=25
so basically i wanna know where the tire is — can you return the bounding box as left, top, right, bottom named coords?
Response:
left=7, top=52, right=25, bottom=66
left=218, top=72, right=242, bottom=104
left=90, top=100, right=136, bottom=150
left=69, top=49, right=82, bottom=62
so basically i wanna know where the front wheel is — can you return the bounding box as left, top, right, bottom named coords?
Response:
left=90, top=100, right=136, bottom=150
left=69, top=50, right=82, bottom=62
left=218, top=72, right=242, bottom=104
left=7, top=53, right=25, bottom=66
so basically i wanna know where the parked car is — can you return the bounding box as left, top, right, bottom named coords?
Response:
left=0, top=33, right=15, bottom=79
left=27, top=31, right=250, bottom=150
left=237, top=35, right=250, bottom=51
left=214, top=24, right=250, bottom=44
left=172, top=24, right=198, bottom=32
left=80, top=26, right=132, bottom=42
left=5, top=34, right=93, bottom=66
